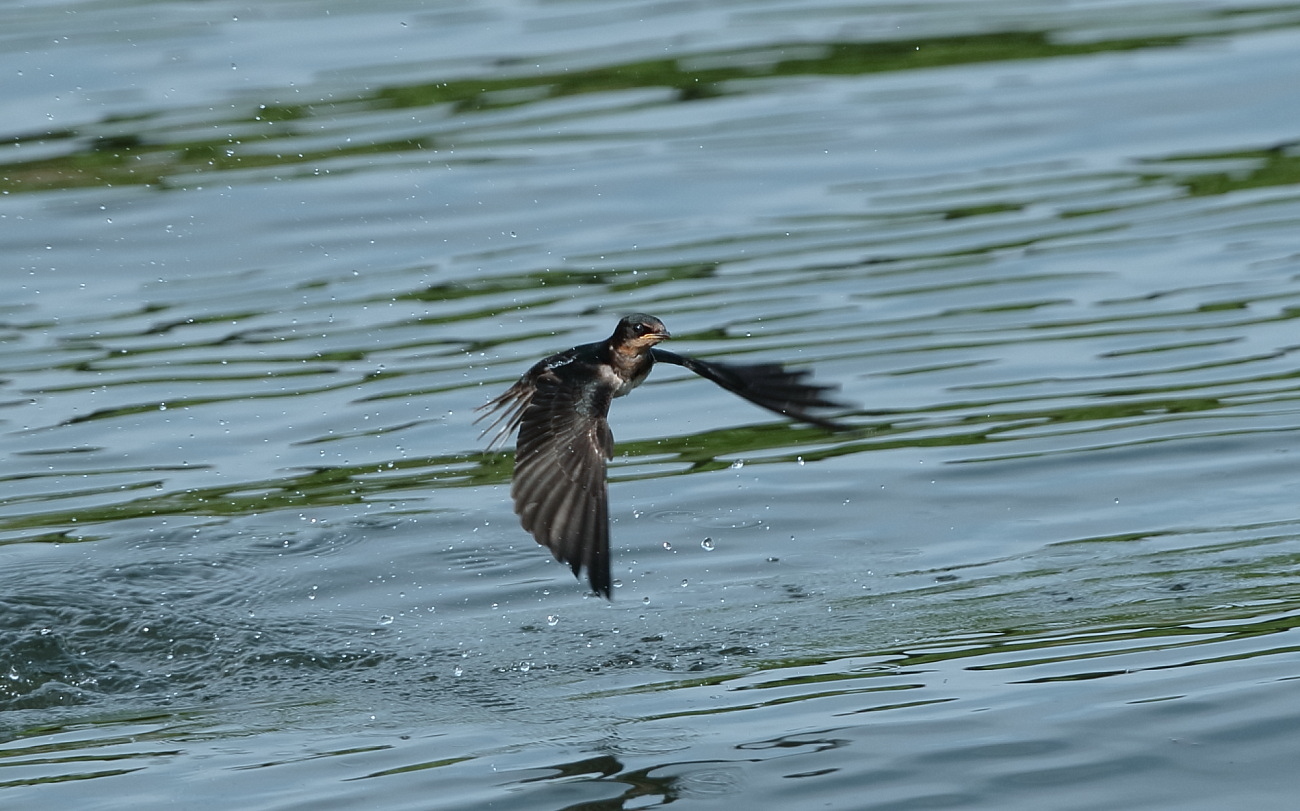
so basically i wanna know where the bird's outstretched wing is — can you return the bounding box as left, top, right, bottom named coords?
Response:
left=477, top=360, right=617, bottom=597
left=651, top=347, right=847, bottom=429
left=473, top=347, right=584, bottom=449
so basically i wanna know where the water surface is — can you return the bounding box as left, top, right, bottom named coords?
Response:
left=2, top=1, right=1300, bottom=808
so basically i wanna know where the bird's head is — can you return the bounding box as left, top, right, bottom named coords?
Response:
left=613, top=313, right=671, bottom=349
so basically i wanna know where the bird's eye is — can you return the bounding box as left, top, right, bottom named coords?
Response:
left=634, top=323, right=649, bottom=335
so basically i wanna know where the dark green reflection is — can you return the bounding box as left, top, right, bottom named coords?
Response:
left=1144, top=143, right=1300, bottom=196
left=5, top=22, right=1292, bottom=194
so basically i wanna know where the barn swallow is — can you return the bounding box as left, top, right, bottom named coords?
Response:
left=476, top=313, right=847, bottom=598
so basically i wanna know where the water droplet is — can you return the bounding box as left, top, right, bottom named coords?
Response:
left=546, top=615, right=559, bottom=626
left=453, top=665, right=463, bottom=677
left=701, top=538, right=715, bottom=551
left=662, top=541, right=673, bottom=551
left=730, top=460, right=744, bottom=470
left=378, top=615, right=394, bottom=626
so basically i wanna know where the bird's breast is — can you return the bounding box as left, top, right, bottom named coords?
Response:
left=609, top=362, right=654, bottom=398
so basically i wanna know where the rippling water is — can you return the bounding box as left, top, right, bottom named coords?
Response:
left=3, top=0, right=1300, bottom=808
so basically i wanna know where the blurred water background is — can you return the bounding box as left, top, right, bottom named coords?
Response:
left=2, top=1, right=1300, bottom=808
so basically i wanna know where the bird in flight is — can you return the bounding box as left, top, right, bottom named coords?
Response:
left=476, top=313, right=846, bottom=598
